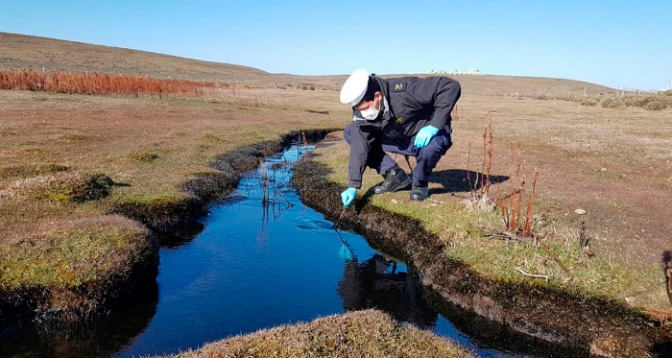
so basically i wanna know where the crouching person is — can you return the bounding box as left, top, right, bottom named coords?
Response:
left=339, top=69, right=461, bottom=208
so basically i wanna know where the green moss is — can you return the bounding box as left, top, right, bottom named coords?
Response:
left=0, top=218, right=148, bottom=290
left=199, top=133, right=222, bottom=143
left=49, top=193, right=72, bottom=201
left=0, top=164, right=69, bottom=180
left=127, top=152, right=159, bottom=162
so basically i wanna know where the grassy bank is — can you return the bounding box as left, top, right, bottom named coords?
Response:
left=156, top=310, right=475, bottom=358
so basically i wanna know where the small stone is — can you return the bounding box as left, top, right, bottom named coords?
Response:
left=391, top=199, right=398, bottom=204
left=599, top=167, right=607, bottom=172
left=575, top=209, right=587, bottom=215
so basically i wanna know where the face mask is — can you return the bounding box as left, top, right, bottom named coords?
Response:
left=359, top=97, right=380, bottom=120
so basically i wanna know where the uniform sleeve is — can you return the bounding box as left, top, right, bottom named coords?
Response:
left=348, top=124, right=377, bottom=188
left=408, top=77, right=462, bottom=129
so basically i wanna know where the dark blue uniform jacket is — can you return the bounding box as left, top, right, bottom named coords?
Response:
left=348, top=75, right=461, bottom=188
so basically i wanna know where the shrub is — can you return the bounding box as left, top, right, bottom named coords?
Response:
left=580, top=98, right=598, bottom=106
left=128, top=152, right=159, bottom=162
left=15, top=172, right=115, bottom=202
left=623, top=96, right=649, bottom=107
left=616, top=95, right=672, bottom=110
left=58, top=173, right=114, bottom=202
left=644, top=101, right=667, bottom=111
left=601, top=97, right=624, bottom=109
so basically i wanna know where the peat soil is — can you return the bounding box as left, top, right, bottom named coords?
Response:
left=291, top=141, right=672, bottom=358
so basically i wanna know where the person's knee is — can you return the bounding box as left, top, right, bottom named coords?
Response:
left=418, top=134, right=451, bottom=159
left=437, top=131, right=452, bottom=150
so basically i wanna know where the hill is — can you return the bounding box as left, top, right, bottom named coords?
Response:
left=1, top=32, right=613, bottom=95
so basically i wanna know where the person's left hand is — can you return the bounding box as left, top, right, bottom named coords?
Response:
left=414, top=125, right=439, bottom=148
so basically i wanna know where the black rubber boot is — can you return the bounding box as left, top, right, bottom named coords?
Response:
left=410, top=186, right=429, bottom=201
left=373, top=167, right=411, bottom=194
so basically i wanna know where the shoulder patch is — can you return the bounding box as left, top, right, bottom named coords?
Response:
left=393, top=83, right=405, bottom=92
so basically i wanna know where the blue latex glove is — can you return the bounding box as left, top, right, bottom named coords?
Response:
left=340, top=188, right=357, bottom=209
left=413, top=125, right=440, bottom=149
left=339, top=244, right=354, bottom=260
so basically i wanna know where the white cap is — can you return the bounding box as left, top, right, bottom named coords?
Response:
left=340, top=69, right=370, bottom=107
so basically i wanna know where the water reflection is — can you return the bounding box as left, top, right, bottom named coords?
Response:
left=0, top=280, right=158, bottom=358
left=338, top=254, right=438, bottom=329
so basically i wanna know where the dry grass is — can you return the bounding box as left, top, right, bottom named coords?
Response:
left=158, top=310, right=475, bottom=358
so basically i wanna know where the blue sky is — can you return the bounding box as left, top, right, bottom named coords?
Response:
left=1, top=0, right=670, bottom=90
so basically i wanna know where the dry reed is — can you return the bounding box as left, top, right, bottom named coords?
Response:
left=0, top=69, right=216, bottom=97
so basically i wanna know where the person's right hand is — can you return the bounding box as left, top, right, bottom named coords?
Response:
left=414, top=125, right=439, bottom=149
left=340, top=188, right=357, bottom=209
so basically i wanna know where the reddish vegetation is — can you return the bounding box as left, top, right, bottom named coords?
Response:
left=0, top=69, right=217, bottom=97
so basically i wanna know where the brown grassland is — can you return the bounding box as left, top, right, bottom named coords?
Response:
left=2, top=32, right=672, bottom=356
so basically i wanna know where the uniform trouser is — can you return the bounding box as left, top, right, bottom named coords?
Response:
left=343, top=123, right=452, bottom=187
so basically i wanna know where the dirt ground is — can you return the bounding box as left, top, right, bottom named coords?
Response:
left=448, top=95, right=672, bottom=271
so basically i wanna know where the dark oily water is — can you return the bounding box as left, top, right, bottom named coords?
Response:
left=2, top=144, right=535, bottom=358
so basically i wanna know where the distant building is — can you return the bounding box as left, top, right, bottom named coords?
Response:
left=427, top=69, right=483, bottom=75
left=661, top=81, right=671, bottom=92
